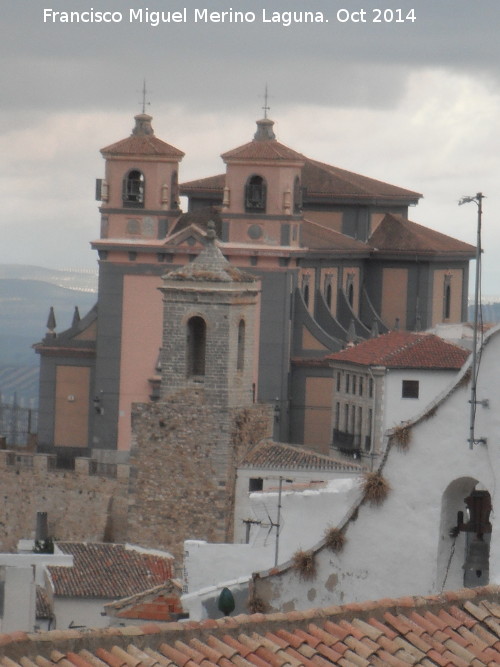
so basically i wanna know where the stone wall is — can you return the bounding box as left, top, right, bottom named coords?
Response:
left=128, top=389, right=273, bottom=560
left=0, top=396, right=273, bottom=561
left=0, top=451, right=129, bottom=552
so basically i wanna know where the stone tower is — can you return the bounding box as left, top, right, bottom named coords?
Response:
left=159, top=222, right=260, bottom=408
left=128, top=227, right=273, bottom=557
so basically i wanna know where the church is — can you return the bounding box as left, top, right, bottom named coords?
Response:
left=34, top=110, right=475, bottom=464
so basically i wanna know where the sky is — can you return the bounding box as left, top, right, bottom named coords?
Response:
left=1, top=0, right=499, bottom=293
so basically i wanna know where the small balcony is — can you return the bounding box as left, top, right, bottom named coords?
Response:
left=333, top=429, right=361, bottom=457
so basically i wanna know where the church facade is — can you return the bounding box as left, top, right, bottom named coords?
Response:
left=34, top=112, right=474, bottom=462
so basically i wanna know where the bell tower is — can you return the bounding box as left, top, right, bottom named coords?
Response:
left=159, top=222, right=261, bottom=408
left=220, top=117, right=305, bottom=247
left=97, top=113, right=185, bottom=243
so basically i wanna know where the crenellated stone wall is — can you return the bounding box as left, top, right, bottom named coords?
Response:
left=0, top=451, right=129, bottom=552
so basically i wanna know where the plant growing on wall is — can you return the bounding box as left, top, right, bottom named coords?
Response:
left=362, top=471, right=390, bottom=505
left=391, top=423, right=411, bottom=451
left=247, top=595, right=267, bottom=614
left=292, top=549, right=316, bottom=580
left=33, top=537, right=54, bottom=554
left=324, top=527, right=346, bottom=552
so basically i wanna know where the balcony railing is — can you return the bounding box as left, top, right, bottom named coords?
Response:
left=333, top=429, right=362, bottom=456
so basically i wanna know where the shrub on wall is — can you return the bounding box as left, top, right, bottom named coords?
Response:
left=324, top=527, right=346, bottom=552
left=391, top=423, right=411, bottom=451
left=362, top=471, right=390, bottom=505
left=292, top=549, right=317, bottom=580
left=247, top=595, right=268, bottom=614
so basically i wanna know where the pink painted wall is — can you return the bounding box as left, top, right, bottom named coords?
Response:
left=224, top=163, right=302, bottom=217
left=102, top=156, right=180, bottom=239
left=118, top=274, right=164, bottom=450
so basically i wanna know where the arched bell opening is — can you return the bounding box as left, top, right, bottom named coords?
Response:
left=437, top=477, right=492, bottom=592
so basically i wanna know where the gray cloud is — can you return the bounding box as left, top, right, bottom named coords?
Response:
left=2, top=0, right=500, bottom=291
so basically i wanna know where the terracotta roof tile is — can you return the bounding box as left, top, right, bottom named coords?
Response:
left=241, top=440, right=362, bottom=472
left=369, top=213, right=475, bottom=256
left=100, top=115, right=184, bottom=160
left=302, top=159, right=421, bottom=202
left=180, top=158, right=420, bottom=205
left=327, top=330, right=470, bottom=370
left=300, top=219, right=369, bottom=254
left=48, top=543, right=173, bottom=599
left=36, top=587, right=53, bottom=621
left=4, top=587, right=500, bottom=667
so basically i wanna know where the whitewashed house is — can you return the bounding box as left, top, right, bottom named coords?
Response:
left=249, top=324, right=500, bottom=612
left=328, top=330, right=469, bottom=463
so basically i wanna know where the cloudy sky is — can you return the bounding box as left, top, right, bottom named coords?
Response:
left=2, top=0, right=499, bottom=292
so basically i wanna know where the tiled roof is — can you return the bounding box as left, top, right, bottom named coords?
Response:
left=36, top=586, right=53, bottom=621
left=2, top=586, right=500, bottom=665
left=104, top=583, right=184, bottom=622
left=369, top=213, right=475, bottom=256
left=222, top=139, right=305, bottom=162
left=221, top=118, right=305, bottom=163
left=301, top=219, right=369, bottom=254
left=241, top=440, right=362, bottom=472
left=101, top=135, right=184, bottom=158
left=181, top=174, right=226, bottom=193
left=328, top=331, right=470, bottom=370
left=48, top=543, right=174, bottom=599
left=302, top=159, right=421, bottom=202
left=180, top=159, right=420, bottom=204
left=101, top=114, right=184, bottom=158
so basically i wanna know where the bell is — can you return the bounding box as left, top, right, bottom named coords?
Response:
left=463, top=535, right=490, bottom=578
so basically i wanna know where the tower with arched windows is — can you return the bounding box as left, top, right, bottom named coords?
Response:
left=159, top=223, right=260, bottom=408
left=98, top=113, right=184, bottom=241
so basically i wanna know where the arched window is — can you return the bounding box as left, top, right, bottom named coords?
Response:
left=348, top=282, right=354, bottom=307
left=293, top=176, right=302, bottom=213
left=123, top=170, right=145, bottom=208
left=444, top=282, right=451, bottom=319
left=245, top=175, right=267, bottom=212
left=237, top=319, right=245, bottom=371
left=171, top=171, right=179, bottom=209
left=187, top=316, right=206, bottom=377
left=326, top=281, right=332, bottom=308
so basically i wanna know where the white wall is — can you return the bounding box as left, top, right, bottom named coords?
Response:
left=52, top=597, right=112, bottom=630
left=185, top=478, right=358, bottom=599
left=234, top=468, right=359, bottom=544
left=1, top=567, right=35, bottom=633
left=383, top=368, right=458, bottom=429
left=252, top=326, right=500, bottom=611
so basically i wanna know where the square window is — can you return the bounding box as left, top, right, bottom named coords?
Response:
left=402, top=380, right=419, bottom=398
left=249, top=477, right=263, bottom=492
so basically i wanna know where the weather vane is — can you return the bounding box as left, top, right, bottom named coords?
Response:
left=262, top=84, right=271, bottom=119
left=140, top=79, right=151, bottom=114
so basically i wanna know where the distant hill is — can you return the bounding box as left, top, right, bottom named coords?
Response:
left=0, top=266, right=97, bottom=402
left=0, top=264, right=97, bottom=292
